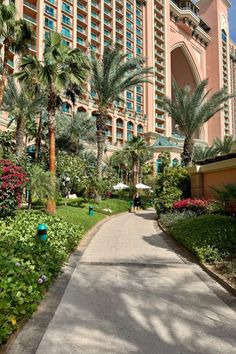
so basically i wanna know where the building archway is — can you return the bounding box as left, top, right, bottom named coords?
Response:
left=171, top=43, right=202, bottom=139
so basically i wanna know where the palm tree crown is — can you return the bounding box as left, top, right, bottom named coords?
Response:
left=0, top=2, right=34, bottom=104
left=163, top=79, right=233, bottom=166
left=90, top=43, right=153, bottom=180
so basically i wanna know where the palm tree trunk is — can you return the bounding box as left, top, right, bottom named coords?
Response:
left=96, top=112, right=106, bottom=180
left=16, top=116, right=26, bottom=156
left=182, top=137, right=194, bottom=167
left=35, top=113, right=43, bottom=161
left=0, top=44, right=9, bottom=107
left=46, top=91, right=57, bottom=214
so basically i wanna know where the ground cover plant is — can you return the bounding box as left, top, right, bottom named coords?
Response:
left=0, top=211, right=83, bottom=344
left=159, top=213, right=236, bottom=287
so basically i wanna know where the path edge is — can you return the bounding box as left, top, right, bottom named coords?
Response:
left=157, top=219, right=236, bottom=298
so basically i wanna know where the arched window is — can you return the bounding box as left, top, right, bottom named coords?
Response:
left=137, top=124, right=143, bottom=133
left=116, top=118, right=123, bottom=128
left=156, top=159, right=163, bottom=174
left=127, top=121, right=134, bottom=131
left=61, top=102, right=71, bottom=114
left=77, top=106, right=87, bottom=113
left=172, top=158, right=179, bottom=167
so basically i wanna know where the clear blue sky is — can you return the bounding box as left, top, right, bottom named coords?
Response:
left=229, top=2, right=236, bottom=42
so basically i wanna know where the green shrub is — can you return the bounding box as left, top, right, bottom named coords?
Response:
left=170, top=215, right=236, bottom=263
left=66, top=197, right=86, bottom=208
left=0, top=211, right=83, bottom=344
left=154, top=152, right=190, bottom=214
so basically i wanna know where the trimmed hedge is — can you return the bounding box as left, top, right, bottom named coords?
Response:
left=169, top=215, right=236, bottom=263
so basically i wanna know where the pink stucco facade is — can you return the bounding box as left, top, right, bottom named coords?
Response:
left=1, top=0, right=236, bottom=168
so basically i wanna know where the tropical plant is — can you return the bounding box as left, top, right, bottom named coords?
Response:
left=212, top=135, right=235, bottom=155
left=162, top=79, right=233, bottom=166
left=0, top=131, right=15, bottom=158
left=109, top=149, right=131, bottom=183
left=193, top=145, right=217, bottom=163
left=16, top=32, right=89, bottom=213
left=56, top=111, right=96, bottom=154
left=90, top=44, right=153, bottom=179
left=0, top=2, right=34, bottom=105
left=3, top=76, right=45, bottom=156
left=122, top=136, right=152, bottom=185
left=27, top=164, right=55, bottom=209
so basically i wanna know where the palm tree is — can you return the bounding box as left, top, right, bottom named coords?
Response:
left=213, top=135, right=235, bottom=155
left=27, top=164, right=55, bottom=210
left=193, top=145, right=217, bottom=163
left=123, top=136, right=152, bottom=185
left=56, top=111, right=96, bottom=154
left=3, top=76, right=45, bottom=156
left=0, top=2, right=34, bottom=105
left=16, top=32, right=89, bottom=213
left=90, top=44, right=153, bottom=179
left=162, top=79, right=233, bottom=166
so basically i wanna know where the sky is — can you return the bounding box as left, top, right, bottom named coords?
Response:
left=229, top=2, right=236, bottom=42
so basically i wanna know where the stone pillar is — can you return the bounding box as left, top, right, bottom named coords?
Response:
left=189, top=166, right=204, bottom=198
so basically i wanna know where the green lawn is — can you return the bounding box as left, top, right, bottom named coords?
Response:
left=57, top=199, right=129, bottom=233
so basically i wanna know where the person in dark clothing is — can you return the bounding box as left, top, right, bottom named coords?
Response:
left=133, top=192, right=141, bottom=213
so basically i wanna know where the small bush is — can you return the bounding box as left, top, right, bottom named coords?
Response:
left=0, top=211, right=83, bottom=344
left=159, top=210, right=197, bottom=229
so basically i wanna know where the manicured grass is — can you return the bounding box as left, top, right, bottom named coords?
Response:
left=57, top=199, right=129, bottom=233
left=169, top=215, right=236, bottom=263
left=57, top=206, right=105, bottom=233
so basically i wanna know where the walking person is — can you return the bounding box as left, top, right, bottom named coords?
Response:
left=133, top=192, right=141, bottom=213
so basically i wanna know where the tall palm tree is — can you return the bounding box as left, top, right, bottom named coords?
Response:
left=56, top=111, right=96, bottom=154
left=0, top=2, right=34, bottom=105
left=213, top=135, right=235, bottom=155
left=16, top=32, right=89, bottom=213
left=123, top=136, right=152, bottom=185
left=3, top=76, right=45, bottom=156
left=163, top=79, right=233, bottom=166
left=90, top=44, right=153, bottom=179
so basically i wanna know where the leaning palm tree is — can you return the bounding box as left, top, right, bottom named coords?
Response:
left=163, top=79, right=233, bottom=166
left=213, top=135, right=235, bottom=155
left=0, top=2, right=34, bottom=105
left=123, top=136, right=152, bottom=185
left=90, top=44, right=153, bottom=179
left=3, top=76, right=45, bottom=156
left=16, top=32, right=89, bottom=213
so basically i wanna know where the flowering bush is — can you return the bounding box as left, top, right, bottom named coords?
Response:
left=0, top=160, right=28, bottom=218
left=173, top=198, right=210, bottom=215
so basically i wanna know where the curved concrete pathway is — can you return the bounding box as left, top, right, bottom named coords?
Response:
left=19, top=211, right=236, bottom=353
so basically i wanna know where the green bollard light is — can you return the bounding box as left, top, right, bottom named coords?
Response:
left=88, top=206, right=94, bottom=216
left=37, top=224, right=48, bottom=241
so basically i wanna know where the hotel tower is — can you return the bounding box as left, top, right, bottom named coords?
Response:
left=1, top=0, right=236, bottom=165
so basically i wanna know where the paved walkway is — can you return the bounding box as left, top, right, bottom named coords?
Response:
left=12, top=211, right=236, bottom=353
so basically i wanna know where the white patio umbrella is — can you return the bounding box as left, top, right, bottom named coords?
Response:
left=136, top=183, right=151, bottom=190
left=113, top=182, right=129, bottom=190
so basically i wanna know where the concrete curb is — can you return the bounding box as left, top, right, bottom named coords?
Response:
left=157, top=219, right=236, bottom=298
left=2, top=212, right=127, bottom=354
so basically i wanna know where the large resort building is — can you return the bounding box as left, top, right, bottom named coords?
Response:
left=1, top=0, right=236, bottom=167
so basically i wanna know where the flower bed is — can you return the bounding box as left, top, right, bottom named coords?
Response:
left=0, top=211, right=83, bottom=344
left=173, top=198, right=210, bottom=215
